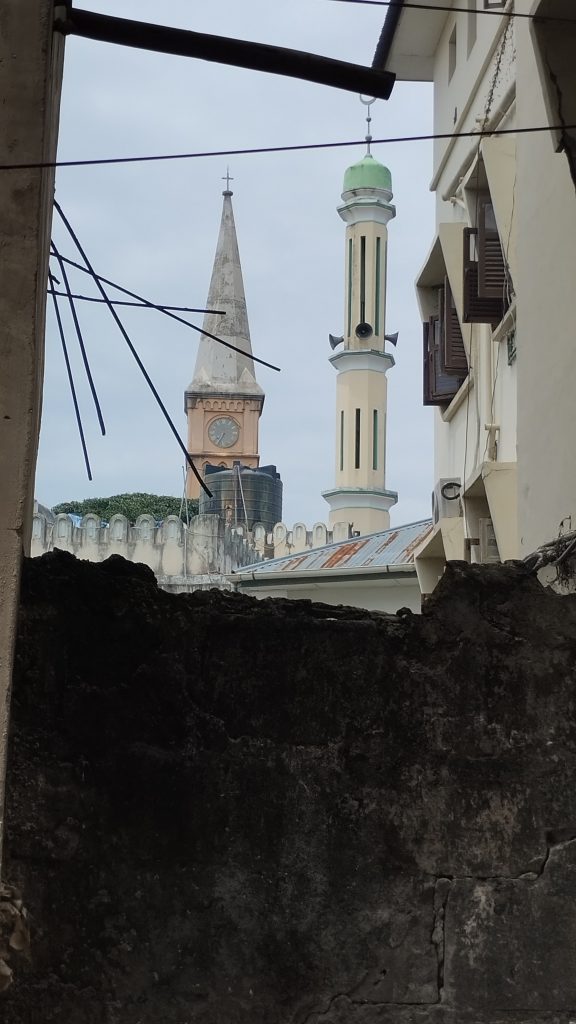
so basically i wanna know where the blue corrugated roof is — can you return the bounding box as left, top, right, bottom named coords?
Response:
left=237, top=519, right=433, bottom=575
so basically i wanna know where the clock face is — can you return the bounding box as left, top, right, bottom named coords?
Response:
left=208, top=416, right=240, bottom=449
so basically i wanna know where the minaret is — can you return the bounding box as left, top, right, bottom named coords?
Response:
left=322, top=109, right=398, bottom=536
left=185, top=176, right=264, bottom=499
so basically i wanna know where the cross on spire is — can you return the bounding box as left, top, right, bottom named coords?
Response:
left=222, top=167, right=234, bottom=194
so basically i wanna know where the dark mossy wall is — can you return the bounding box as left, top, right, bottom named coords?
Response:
left=4, top=550, right=576, bottom=1023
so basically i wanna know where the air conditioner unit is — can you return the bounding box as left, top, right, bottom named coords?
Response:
left=432, top=478, right=462, bottom=524
left=478, top=517, right=500, bottom=563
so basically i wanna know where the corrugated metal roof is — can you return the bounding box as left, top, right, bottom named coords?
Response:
left=238, top=519, right=433, bottom=575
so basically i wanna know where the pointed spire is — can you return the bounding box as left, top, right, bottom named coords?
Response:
left=190, top=189, right=263, bottom=397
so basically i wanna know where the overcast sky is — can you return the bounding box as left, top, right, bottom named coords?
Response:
left=36, top=0, right=435, bottom=528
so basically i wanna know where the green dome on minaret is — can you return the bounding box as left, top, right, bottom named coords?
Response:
left=343, top=154, right=392, bottom=194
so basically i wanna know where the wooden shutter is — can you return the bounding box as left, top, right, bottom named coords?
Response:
left=423, top=316, right=463, bottom=406
left=443, top=277, right=468, bottom=374
left=478, top=200, right=507, bottom=299
left=463, top=227, right=505, bottom=325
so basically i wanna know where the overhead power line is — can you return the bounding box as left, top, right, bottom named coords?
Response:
left=3, top=121, right=575, bottom=172
left=55, top=8, right=395, bottom=100
left=47, top=291, right=224, bottom=315
left=47, top=270, right=93, bottom=481
left=54, top=201, right=212, bottom=498
left=51, top=254, right=281, bottom=373
left=51, top=241, right=106, bottom=436
left=1, top=123, right=574, bottom=174
left=327, top=0, right=575, bottom=22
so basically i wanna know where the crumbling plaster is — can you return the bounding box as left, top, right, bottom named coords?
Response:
left=4, top=554, right=576, bottom=1022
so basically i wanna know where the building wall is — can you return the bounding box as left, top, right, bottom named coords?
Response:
left=420, top=1, right=576, bottom=567
left=407, top=7, right=526, bottom=587
left=31, top=512, right=261, bottom=586
left=0, top=0, right=64, bottom=870
left=515, top=2, right=576, bottom=553
left=8, top=555, right=576, bottom=1021
left=234, top=577, right=421, bottom=614
left=32, top=512, right=359, bottom=580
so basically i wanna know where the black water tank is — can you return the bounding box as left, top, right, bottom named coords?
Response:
left=199, top=464, right=283, bottom=532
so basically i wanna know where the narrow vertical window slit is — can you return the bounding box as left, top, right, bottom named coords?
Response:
left=375, top=237, right=381, bottom=335
left=360, top=236, right=366, bottom=323
left=372, top=409, right=378, bottom=470
left=347, top=238, right=353, bottom=337
left=355, top=408, right=361, bottom=469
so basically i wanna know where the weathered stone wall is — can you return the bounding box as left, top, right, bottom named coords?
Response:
left=4, top=551, right=576, bottom=1023
left=31, top=512, right=261, bottom=588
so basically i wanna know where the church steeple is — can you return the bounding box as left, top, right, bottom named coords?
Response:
left=185, top=184, right=264, bottom=499
left=189, top=187, right=263, bottom=399
left=322, top=134, right=398, bottom=536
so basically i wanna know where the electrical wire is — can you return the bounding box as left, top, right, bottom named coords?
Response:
left=327, top=0, right=575, bottom=22
left=46, top=290, right=223, bottom=314
left=50, top=240, right=106, bottom=435
left=53, top=200, right=212, bottom=498
left=51, top=254, right=281, bottom=373
left=0, top=123, right=574, bottom=173
left=47, top=269, right=93, bottom=481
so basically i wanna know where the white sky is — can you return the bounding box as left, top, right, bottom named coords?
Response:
left=36, top=0, right=435, bottom=527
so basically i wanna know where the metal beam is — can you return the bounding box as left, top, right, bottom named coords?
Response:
left=55, top=7, right=396, bottom=100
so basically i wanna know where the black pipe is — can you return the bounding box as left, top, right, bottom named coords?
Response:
left=56, top=8, right=396, bottom=100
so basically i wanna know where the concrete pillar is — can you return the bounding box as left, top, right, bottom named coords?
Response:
left=0, top=1, right=64, bottom=866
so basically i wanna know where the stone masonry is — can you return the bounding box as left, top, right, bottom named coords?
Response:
left=3, top=551, right=576, bottom=1022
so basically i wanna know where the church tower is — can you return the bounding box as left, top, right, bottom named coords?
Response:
left=322, top=133, right=398, bottom=536
left=185, top=181, right=264, bottom=499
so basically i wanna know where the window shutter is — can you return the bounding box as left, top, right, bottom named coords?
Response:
left=423, top=316, right=463, bottom=406
left=463, top=227, right=505, bottom=325
left=478, top=200, right=508, bottom=299
left=443, top=277, right=468, bottom=374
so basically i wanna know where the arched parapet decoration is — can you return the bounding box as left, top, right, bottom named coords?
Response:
left=332, top=521, right=352, bottom=543
left=312, top=522, right=328, bottom=549
left=252, top=522, right=267, bottom=553
left=273, top=522, right=287, bottom=543
left=292, top=522, right=309, bottom=553
left=81, top=513, right=101, bottom=543
left=134, top=514, right=156, bottom=544
left=53, top=513, right=73, bottom=547
left=31, top=513, right=46, bottom=545
left=272, top=521, right=289, bottom=558
left=161, top=515, right=183, bottom=545
left=108, top=514, right=130, bottom=544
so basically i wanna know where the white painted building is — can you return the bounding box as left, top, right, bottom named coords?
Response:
left=375, top=0, right=576, bottom=594
left=232, top=519, right=432, bottom=613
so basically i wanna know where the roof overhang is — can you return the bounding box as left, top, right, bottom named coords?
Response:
left=373, top=0, right=453, bottom=82
left=230, top=562, right=418, bottom=589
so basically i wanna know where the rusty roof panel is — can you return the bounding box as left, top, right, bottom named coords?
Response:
left=280, top=555, right=308, bottom=572
left=322, top=540, right=366, bottom=568
left=239, top=519, right=433, bottom=575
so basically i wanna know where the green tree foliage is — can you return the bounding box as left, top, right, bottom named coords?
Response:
left=52, top=493, right=199, bottom=524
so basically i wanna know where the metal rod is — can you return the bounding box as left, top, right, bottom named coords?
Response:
left=47, top=289, right=224, bottom=314
left=50, top=241, right=106, bottom=435
left=55, top=254, right=281, bottom=373
left=56, top=8, right=396, bottom=100
left=54, top=201, right=212, bottom=497
left=47, top=270, right=93, bottom=480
